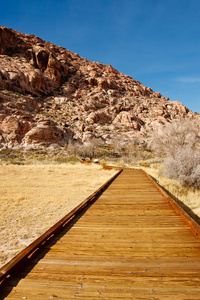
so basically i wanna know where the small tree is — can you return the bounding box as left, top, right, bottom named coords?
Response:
left=149, top=119, right=200, bottom=188
left=149, top=119, right=200, bottom=157
left=162, top=147, right=200, bottom=188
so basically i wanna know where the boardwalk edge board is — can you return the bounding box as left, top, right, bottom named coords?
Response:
left=142, top=169, right=200, bottom=238
left=0, top=168, right=123, bottom=286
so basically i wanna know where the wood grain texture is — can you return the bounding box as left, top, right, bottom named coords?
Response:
left=1, top=169, right=200, bottom=300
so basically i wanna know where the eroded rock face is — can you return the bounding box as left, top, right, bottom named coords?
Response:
left=23, top=120, right=64, bottom=145
left=0, top=26, right=68, bottom=95
left=0, top=26, right=199, bottom=148
left=0, top=116, right=33, bottom=144
left=32, top=46, right=50, bottom=72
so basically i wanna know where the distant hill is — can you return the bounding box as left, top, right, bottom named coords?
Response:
left=0, top=26, right=199, bottom=148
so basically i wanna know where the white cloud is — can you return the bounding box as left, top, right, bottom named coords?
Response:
left=175, top=77, right=200, bottom=83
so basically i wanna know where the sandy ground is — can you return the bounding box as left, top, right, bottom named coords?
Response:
left=0, top=163, right=117, bottom=268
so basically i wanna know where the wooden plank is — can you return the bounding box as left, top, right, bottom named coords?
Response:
left=1, top=168, right=200, bottom=299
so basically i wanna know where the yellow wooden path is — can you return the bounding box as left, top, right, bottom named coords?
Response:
left=1, top=169, right=200, bottom=299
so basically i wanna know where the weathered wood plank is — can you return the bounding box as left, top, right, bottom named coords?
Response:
left=1, top=168, right=200, bottom=299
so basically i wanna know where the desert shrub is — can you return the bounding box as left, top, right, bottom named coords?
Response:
left=149, top=119, right=200, bottom=189
left=67, top=138, right=105, bottom=159
left=67, top=141, right=80, bottom=156
left=139, top=160, right=151, bottom=167
left=149, top=119, right=200, bottom=157
left=162, top=147, right=200, bottom=188
left=82, top=138, right=105, bottom=158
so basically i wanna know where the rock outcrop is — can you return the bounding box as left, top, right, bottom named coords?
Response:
left=23, top=120, right=64, bottom=145
left=0, top=26, right=199, bottom=148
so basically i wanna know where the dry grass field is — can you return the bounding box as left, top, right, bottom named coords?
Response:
left=0, top=163, right=117, bottom=268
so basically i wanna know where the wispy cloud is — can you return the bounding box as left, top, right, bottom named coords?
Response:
left=175, top=77, right=200, bottom=83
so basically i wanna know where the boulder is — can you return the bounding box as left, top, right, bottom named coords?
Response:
left=0, top=116, right=32, bottom=143
left=86, top=111, right=111, bottom=125
left=154, top=92, right=161, bottom=98
left=113, top=111, right=143, bottom=130
left=23, top=120, right=63, bottom=144
left=97, top=78, right=109, bottom=89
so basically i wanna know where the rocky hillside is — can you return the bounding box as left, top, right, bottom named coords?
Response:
left=0, top=26, right=199, bottom=148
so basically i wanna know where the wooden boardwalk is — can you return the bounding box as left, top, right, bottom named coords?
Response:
left=1, top=169, right=200, bottom=299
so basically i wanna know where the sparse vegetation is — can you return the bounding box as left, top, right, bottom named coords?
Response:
left=0, top=135, right=151, bottom=166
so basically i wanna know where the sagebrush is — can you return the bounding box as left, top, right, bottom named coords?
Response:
left=149, top=119, right=200, bottom=157
left=149, top=120, right=200, bottom=188
left=162, top=148, right=200, bottom=188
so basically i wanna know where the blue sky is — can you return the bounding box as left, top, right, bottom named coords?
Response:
left=1, top=0, right=200, bottom=113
